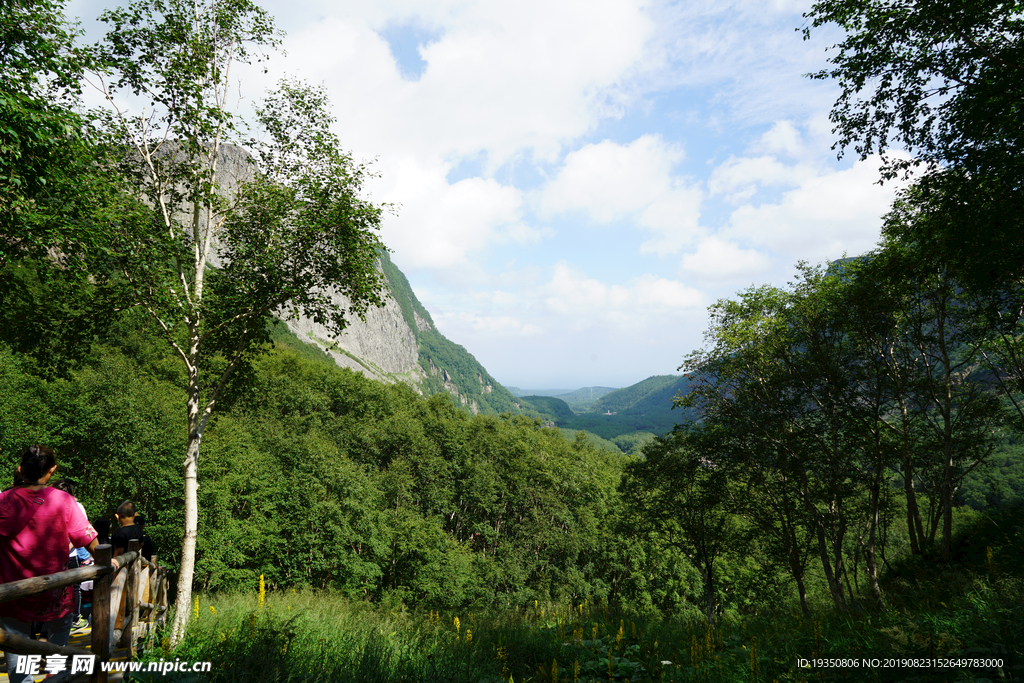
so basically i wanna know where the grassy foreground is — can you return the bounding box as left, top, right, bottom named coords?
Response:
left=137, top=570, right=1022, bottom=683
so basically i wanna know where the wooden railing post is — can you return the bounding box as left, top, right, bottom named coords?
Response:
left=146, top=555, right=159, bottom=646
left=123, top=540, right=140, bottom=656
left=90, top=544, right=112, bottom=683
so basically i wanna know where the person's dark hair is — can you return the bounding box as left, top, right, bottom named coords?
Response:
left=20, top=445, right=56, bottom=483
left=136, top=514, right=145, bottom=528
left=116, top=500, right=136, bottom=518
left=53, top=479, right=75, bottom=496
left=94, top=518, right=110, bottom=545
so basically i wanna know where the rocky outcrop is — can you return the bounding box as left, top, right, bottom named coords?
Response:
left=205, top=145, right=422, bottom=386
left=203, top=144, right=521, bottom=412
left=283, top=289, right=422, bottom=384
left=414, top=312, right=432, bottom=332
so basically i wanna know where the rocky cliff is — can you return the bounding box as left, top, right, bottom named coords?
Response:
left=282, top=278, right=422, bottom=385
left=283, top=250, right=522, bottom=415
left=205, top=144, right=519, bottom=413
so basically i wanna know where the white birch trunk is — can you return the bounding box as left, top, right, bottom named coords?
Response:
left=170, top=353, right=202, bottom=643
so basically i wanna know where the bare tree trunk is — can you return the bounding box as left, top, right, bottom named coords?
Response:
left=792, top=557, right=811, bottom=618
left=702, top=565, right=716, bottom=625
left=863, top=472, right=886, bottom=609
left=903, top=456, right=925, bottom=554
left=937, top=300, right=954, bottom=562
left=816, top=518, right=847, bottom=612
left=170, top=353, right=202, bottom=645
left=170, top=426, right=200, bottom=644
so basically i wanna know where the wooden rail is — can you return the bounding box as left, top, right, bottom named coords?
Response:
left=0, top=540, right=170, bottom=683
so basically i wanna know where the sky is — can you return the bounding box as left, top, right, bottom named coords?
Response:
left=67, top=0, right=911, bottom=390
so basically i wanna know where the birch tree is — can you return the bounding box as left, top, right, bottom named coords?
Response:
left=89, top=0, right=389, bottom=642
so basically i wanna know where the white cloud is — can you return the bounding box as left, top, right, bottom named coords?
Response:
left=433, top=310, right=543, bottom=336
left=376, top=157, right=526, bottom=268
left=541, top=135, right=682, bottom=220
left=642, top=0, right=846, bottom=125
left=752, top=120, right=807, bottom=159
left=540, top=135, right=703, bottom=254
left=542, top=262, right=703, bottom=327
left=262, top=0, right=656, bottom=166
left=708, top=155, right=817, bottom=201
left=679, top=237, right=772, bottom=280
left=721, top=153, right=910, bottom=263
left=632, top=274, right=707, bottom=308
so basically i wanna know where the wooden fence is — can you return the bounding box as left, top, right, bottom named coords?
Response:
left=0, top=539, right=170, bottom=682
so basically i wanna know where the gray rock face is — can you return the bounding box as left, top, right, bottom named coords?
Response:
left=282, top=290, right=423, bottom=385
left=203, top=144, right=424, bottom=388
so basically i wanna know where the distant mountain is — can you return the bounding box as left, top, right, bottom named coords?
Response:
left=506, top=387, right=573, bottom=397
left=590, top=375, right=695, bottom=415
left=515, top=375, right=696, bottom=449
left=519, top=395, right=576, bottom=422
left=554, top=386, right=618, bottom=412
left=507, top=386, right=618, bottom=412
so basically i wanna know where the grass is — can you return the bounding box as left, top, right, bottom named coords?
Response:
left=131, top=573, right=1021, bottom=683
left=130, top=505, right=1024, bottom=682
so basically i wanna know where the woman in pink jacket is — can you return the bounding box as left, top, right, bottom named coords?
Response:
left=0, top=446, right=105, bottom=683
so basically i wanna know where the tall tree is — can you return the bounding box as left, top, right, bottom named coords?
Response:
left=89, top=1, right=389, bottom=641
left=623, top=426, right=737, bottom=623
left=681, top=268, right=904, bottom=611
left=804, top=0, right=1024, bottom=287
left=0, top=1, right=130, bottom=374
left=870, top=196, right=1006, bottom=560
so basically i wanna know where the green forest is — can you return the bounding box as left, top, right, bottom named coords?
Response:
left=2, top=0, right=1024, bottom=681
left=515, top=376, right=697, bottom=449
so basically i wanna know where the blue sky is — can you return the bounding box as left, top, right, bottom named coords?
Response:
left=69, top=0, right=910, bottom=390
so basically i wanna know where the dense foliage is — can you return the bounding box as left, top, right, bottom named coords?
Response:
left=628, top=224, right=1024, bottom=620
left=805, top=0, right=1024, bottom=294
left=0, top=315, right=707, bottom=613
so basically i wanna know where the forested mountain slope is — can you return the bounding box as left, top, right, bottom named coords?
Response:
left=0, top=319, right=652, bottom=607
left=590, top=375, right=694, bottom=414
left=513, top=375, right=697, bottom=450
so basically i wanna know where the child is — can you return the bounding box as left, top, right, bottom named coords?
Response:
left=112, top=501, right=152, bottom=561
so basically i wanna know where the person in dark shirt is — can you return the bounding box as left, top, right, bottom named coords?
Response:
left=135, top=514, right=155, bottom=561
left=111, top=501, right=151, bottom=560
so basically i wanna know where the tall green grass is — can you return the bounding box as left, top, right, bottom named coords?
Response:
left=139, top=574, right=1020, bottom=683
left=135, top=505, right=1024, bottom=682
